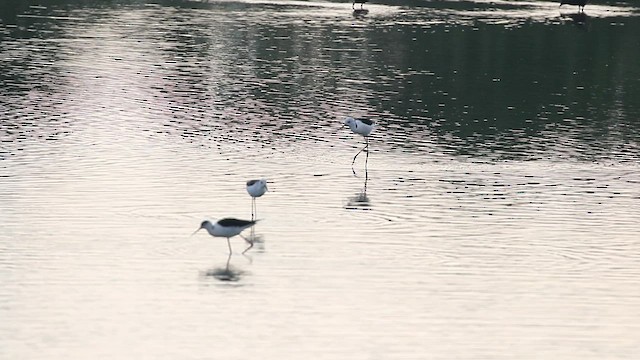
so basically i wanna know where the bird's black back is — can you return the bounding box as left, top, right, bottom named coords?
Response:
left=358, top=118, right=374, bottom=126
left=217, top=218, right=257, bottom=227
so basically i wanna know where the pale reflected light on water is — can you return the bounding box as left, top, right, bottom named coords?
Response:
left=1, top=0, right=640, bottom=359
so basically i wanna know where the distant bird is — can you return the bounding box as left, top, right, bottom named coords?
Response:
left=344, top=117, right=375, bottom=168
left=352, top=0, right=368, bottom=10
left=246, top=179, right=268, bottom=220
left=560, top=0, right=588, bottom=12
left=192, top=218, right=257, bottom=255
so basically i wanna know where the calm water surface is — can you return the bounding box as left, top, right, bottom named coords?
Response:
left=1, top=0, right=639, bottom=359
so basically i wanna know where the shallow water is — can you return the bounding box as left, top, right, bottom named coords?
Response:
left=1, top=0, right=640, bottom=359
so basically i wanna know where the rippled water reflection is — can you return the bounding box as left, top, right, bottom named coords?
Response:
left=1, top=0, right=639, bottom=359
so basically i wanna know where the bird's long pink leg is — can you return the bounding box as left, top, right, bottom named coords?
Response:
left=250, top=198, right=255, bottom=220
left=364, top=137, right=369, bottom=168
left=352, top=140, right=367, bottom=165
left=242, top=240, right=254, bottom=254
left=253, top=198, right=258, bottom=220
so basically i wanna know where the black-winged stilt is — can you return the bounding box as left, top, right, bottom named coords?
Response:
left=192, top=218, right=258, bottom=255
left=352, top=0, right=368, bottom=10
left=246, top=179, right=268, bottom=220
left=344, top=117, right=375, bottom=168
left=560, top=0, right=588, bottom=12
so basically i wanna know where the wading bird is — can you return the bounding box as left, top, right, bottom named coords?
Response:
left=246, top=179, right=268, bottom=220
left=192, top=218, right=258, bottom=255
left=344, top=117, right=375, bottom=169
left=560, top=0, right=588, bottom=12
left=352, top=0, right=368, bottom=10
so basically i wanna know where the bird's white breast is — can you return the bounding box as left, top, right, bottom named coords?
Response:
left=247, top=180, right=267, bottom=197
left=353, top=122, right=373, bottom=136
left=210, top=224, right=244, bottom=237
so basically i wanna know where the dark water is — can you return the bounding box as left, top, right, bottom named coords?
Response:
left=1, top=1, right=639, bottom=359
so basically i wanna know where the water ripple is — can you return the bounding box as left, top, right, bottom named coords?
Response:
left=2, top=2, right=640, bottom=360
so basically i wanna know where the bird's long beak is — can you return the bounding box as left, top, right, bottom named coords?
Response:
left=191, top=227, right=202, bottom=237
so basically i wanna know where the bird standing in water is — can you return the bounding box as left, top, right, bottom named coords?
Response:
left=246, top=179, right=268, bottom=220
left=344, top=117, right=375, bottom=169
left=192, top=218, right=257, bottom=255
left=560, top=0, right=588, bottom=12
left=352, top=0, right=368, bottom=10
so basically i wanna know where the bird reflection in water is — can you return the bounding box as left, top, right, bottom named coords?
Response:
left=345, top=168, right=372, bottom=211
left=201, top=253, right=246, bottom=282
left=352, top=9, right=369, bottom=18
left=245, top=225, right=266, bottom=252
left=561, top=11, right=589, bottom=26
left=345, top=189, right=372, bottom=210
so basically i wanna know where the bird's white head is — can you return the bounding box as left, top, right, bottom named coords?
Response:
left=191, top=220, right=212, bottom=236
left=344, top=116, right=355, bottom=126
left=344, top=117, right=358, bottom=133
